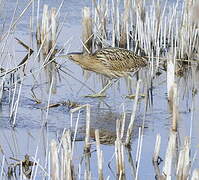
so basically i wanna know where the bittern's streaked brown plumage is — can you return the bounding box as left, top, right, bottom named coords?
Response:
left=67, top=47, right=148, bottom=97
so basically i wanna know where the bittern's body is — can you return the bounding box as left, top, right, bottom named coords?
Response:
left=67, top=47, right=148, bottom=97
left=68, top=47, right=147, bottom=79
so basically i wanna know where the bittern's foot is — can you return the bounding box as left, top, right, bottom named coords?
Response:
left=125, top=94, right=146, bottom=99
left=84, top=93, right=106, bottom=98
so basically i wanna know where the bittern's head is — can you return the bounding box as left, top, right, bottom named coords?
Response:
left=67, top=52, right=84, bottom=63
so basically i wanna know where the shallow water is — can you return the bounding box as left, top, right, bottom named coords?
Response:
left=0, top=0, right=199, bottom=179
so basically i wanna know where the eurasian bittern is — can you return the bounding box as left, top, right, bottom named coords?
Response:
left=67, top=47, right=148, bottom=97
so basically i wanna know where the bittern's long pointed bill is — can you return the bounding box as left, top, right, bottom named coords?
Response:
left=56, top=52, right=83, bottom=59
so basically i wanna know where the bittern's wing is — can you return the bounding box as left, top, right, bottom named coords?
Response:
left=94, top=48, right=147, bottom=72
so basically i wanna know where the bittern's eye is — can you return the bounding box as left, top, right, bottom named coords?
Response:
left=68, top=55, right=73, bottom=59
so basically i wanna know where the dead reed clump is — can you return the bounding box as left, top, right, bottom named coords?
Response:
left=92, top=0, right=108, bottom=48
left=82, top=7, right=93, bottom=54
left=36, top=5, right=58, bottom=58
left=36, top=5, right=60, bottom=94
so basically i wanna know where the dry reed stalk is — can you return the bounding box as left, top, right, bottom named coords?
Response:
left=0, top=155, right=5, bottom=179
left=95, top=129, right=104, bottom=180
left=82, top=7, right=93, bottom=53
left=111, top=0, right=120, bottom=47
left=162, top=131, right=177, bottom=179
left=0, top=0, right=33, bottom=41
left=176, top=137, right=190, bottom=180
left=172, top=83, right=178, bottom=132
left=62, top=131, right=74, bottom=180
left=115, top=120, right=125, bottom=179
left=50, top=140, right=59, bottom=180
left=85, top=104, right=91, bottom=152
left=37, top=5, right=58, bottom=57
left=153, top=134, right=161, bottom=163
left=93, top=0, right=108, bottom=48
left=84, top=104, right=91, bottom=180
left=119, top=104, right=126, bottom=139
left=36, top=5, right=59, bottom=93
left=119, top=0, right=131, bottom=48
left=0, top=38, right=34, bottom=78
left=11, top=79, right=23, bottom=127
left=125, top=80, right=141, bottom=146
left=167, top=55, right=175, bottom=103
left=51, top=8, right=57, bottom=48
left=40, top=5, right=49, bottom=54
left=152, top=134, right=162, bottom=179
left=70, top=104, right=91, bottom=179
left=115, top=139, right=125, bottom=179
left=126, top=147, right=136, bottom=178
left=191, top=169, right=199, bottom=180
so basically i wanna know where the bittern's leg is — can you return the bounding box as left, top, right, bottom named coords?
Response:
left=85, top=80, right=113, bottom=98
left=125, top=77, right=145, bottom=99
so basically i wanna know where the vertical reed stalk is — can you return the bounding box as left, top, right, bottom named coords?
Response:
left=62, top=130, right=74, bottom=180
left=176, top=137, right=190, bottom=180
left=153, top=134, right=161, bottom=163
left=167, top=57, right=175, bottom=103
left=0, top=155, right=5, bottom=179
left=172, top=83, right=178, bottom=131
left=82, top=7, right=93, bottom=53
left=125, top=79, right=141, bottom=146
left=84, top=104, right=91, bottom=179
left=152, top=134, right=162, bottom=179
left=95, top=129, right=104, bottom=180
left=115, top=119, right=125, bottom=179
left=162, top=131, right=177, bottom=178
left=50, top=140, right=59, bottom=180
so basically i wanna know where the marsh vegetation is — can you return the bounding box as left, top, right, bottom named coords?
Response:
left=0, top=0, right=199, bottom=179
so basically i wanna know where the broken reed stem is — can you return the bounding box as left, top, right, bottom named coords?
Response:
left=50, top=140, right=59, bottom=180
left=152, top=134, right=162, bottom=179
left=167, top=57, right=175, bottom=103
left=162, top=131, right=177, bottom=178
left=62, top=130, right=74, bottom=180
left=172, top=83, right=178, bottom=131
left=176, top=137, right=190, bottom=180
left=85, top=104, right=91, bottom=152
left=37, top=4, right=58, bottom=56
left=119, top=0, right=131, bottom=48
left=126, top=147, right=136, bottom=178
left=0, top=156, right=5, bottom=179
left=84, top=104, right=91, bottom=179
left=95, top=129, right=104, bottom=180
left=153, top=134, right=161, bottom=163
left=12, top=78, right=23, bottom=127
left=125, top=79, right=141, bottom=146
left=192, top=169, right=199, bottom=180
left=82, top=7, right=93, bottom=53
left=115, top=119, right=125, bottom=179
left=70, top=104, right=91, bottom=179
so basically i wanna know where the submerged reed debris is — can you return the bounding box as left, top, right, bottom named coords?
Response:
left=8, top=155, right=35, bottom=179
